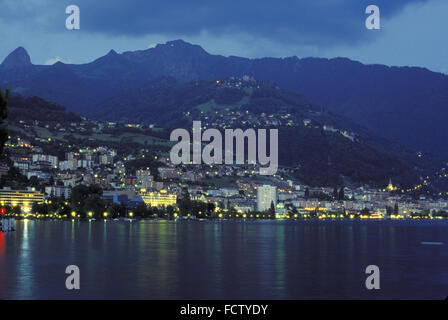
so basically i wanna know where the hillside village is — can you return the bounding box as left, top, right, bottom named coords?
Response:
left=1, top=111, right=448, bottom=220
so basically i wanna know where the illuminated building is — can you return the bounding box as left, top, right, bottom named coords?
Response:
left=158, top=167, right=181, bottom=180
left=45, top=186, right=71, bottom=200
left=136, top=169, right=153, bottom=188
left=387, top=179, right=397, bottom=192
left=0, top=188, right=44, bottom=212
left=139, top=189, right=177, bottom=207
left=256, top=185, right=277, bottom=212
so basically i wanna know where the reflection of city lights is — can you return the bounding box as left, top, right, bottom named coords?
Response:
left=0, top=232, right=5, bottom=259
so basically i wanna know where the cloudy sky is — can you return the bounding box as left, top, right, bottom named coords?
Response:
left=0, top=0, right=446, bottom=73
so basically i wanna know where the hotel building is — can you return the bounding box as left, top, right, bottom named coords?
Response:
left=139, top=189, right=177, bottom=207
left=257, top=185, right=277, bottom=212
left=0, top=188, right=44, bottom=212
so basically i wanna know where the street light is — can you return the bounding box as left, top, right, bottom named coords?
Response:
left=88, top=211, right=93, bottom=217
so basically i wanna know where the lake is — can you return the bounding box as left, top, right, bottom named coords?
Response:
left=0, top=219, right=447, bottom=299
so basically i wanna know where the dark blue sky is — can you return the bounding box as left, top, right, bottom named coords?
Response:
left=0, top=0, right=446, bottom=73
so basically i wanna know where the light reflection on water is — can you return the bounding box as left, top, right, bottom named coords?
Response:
left=0, top=219, right=447, bottom=300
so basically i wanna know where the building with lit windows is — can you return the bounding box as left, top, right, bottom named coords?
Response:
left=0, top=188, right=44, bottom=212
left=386, top=178, right=398, bottom=192
left=256, top=185, right=277, bottom=212
left=139, top=189, right=177, bottom=207
left=136, top=169, right=153, bottom=189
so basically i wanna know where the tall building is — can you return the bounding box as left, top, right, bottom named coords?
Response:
left=257, top=185, right=277, bottom=212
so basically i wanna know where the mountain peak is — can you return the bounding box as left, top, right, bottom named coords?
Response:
left=1, top=47, right=32, bottom=68
left=165, top=39, right=190, bottom=46
left=155, top=39, right=208, bottom=55
left=106, top=49, right=118, bottom=56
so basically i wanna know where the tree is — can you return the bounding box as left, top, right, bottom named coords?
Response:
left=83, top=195, right=106, bottom=219
left=386, top=206, right=393, bottom=216
left=304, top=187, right=310, bottom=199
left=166, top=205, right=175, bottom=219
left=269, top=201, right=276, bottom=219
left=206, top=202, right=215, bottom=215
left=291, top=207, right=298, bottom=218
left=338, top=187, right=345, bottom=201
left=29, top=176, right=40, bottom=189
left=33, top=203, right=49, bottom=215
left=394, top=203, right=399, bottom=215
left=178, top=188, right=192, bottom=216
left=71, top=184, right=104, bottom=217
left=11, top=205, right=21, bottom=215
left=361, top=207, right=370, bottom=215
left=0, top=88, right=9, bottom=156
left=109, top=203, right=123, bottom=218
left=135, top=202, right=148, bottom=217
left=333, top=186, right=338, bottom=200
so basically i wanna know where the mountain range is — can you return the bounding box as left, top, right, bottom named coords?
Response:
left=1, top=40, right=447, bottom=160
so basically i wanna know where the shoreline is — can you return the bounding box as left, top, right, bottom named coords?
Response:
left=3, top=215, right=448, bottom=223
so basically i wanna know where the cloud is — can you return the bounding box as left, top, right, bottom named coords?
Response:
left=0, top=0, right=445, bottom=74
left=73, top=0, right=428, bottom=47
left=325, top=0, right=448, bottom=73
left=0, top=0, right=428, bottom=47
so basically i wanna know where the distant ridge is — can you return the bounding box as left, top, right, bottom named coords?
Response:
left=1, top=40, right=448, bottom=159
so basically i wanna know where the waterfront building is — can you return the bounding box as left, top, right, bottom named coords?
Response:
left=0, top=188, right=44, bottom=212
left=139, top=189, right=177, bottom=207
left=257, top=185, right=277, bottom=212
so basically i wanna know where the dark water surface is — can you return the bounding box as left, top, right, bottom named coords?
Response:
left=0, top=219, right=447, bottom=299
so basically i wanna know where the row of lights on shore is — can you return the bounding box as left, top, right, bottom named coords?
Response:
left=69, top=211, right=134, bottom=218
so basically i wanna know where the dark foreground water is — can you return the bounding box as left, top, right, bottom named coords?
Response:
left=0, top=219, right=447, bottom=300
